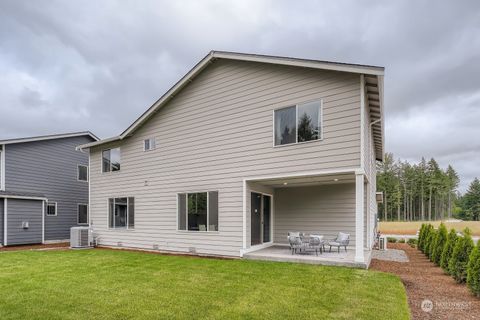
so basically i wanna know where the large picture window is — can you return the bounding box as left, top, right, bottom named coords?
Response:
left=178, top=191, right=218, bottom=231
left=108, top=197, right=134, bottom=229
left=274, top=100, right=322, bottom=146
left=102, top=148, right=121, bottom=172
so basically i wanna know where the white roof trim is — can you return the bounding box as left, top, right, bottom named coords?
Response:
left=0, top=195, right=47, bottom=201
left=79, top=51, right=385, bottom=149
left=0, top=131, right=99, bottom=145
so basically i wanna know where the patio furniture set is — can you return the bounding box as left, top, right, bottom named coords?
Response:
left=287, top=232, right=350, bottom=256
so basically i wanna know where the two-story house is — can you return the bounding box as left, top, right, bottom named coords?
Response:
left=78, top=51, right=384, bottom=267
left=0, top=132, right=98, bottom=246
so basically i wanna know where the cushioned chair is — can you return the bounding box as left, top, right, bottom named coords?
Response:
left=328, top=232, right=350, bottom=253
left=288, top=236, right=304, bottom=255
left=308, top=236, right=323, bottom=256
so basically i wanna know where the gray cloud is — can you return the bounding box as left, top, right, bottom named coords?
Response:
left=0, top=0, right=479, bottom=191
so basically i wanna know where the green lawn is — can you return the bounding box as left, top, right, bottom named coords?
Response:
left=0, top=249, right=409, bottom=320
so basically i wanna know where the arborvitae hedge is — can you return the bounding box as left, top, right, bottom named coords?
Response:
left=427, top=228, right=437, bottom=261
left=448, top=228, right=475, bottom=283
left=467, top=240, right=480, bottom=297
left=440, top=229, right=458, bottom=273
left=432, top=223, right=448, bottom=265
left=418, top=224, right=426, bottom=252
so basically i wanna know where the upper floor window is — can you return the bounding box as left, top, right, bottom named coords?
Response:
left=102, top=148, right=121, bottom=172
left=143, top=138, right=156, bottom=151
left=78, top=165, right=88, bottom=181
left=178, top=191, right=218, bottom=232
left=274, top=100, right=322, bottom=146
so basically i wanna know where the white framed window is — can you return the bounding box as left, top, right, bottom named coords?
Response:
left=102, top=148, right=121, bottom=172
left=274, top=100, right=322, bottom=146
left=78, top=204, right=88, bottom=224
left=77, top=165, right=88, bottom=181
left=143, top=138, right=156, bottom=151
left=46, top=202, right=57, bottom=216
left=177, top=191, right=218, bottom=232
left=0, top=146, right=4, bottom=191
left=108, top=197, right=134, bottom=229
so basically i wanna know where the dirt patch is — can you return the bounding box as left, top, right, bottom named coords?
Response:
left=370, top=243, right=480, bottom=319
left=0, top=242, right=69, bottom=251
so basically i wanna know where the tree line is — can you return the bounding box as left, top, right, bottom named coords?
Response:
left=376, top=153, right=467, bottom=221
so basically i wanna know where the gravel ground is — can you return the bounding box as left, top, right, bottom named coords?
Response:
left=372, top=248, right=409, bottom=262
left=371, top=243, right=480, bottom=320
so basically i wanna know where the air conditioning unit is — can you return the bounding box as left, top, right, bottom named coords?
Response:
left=379, top=236, right=387, bottom=251
left=70, top=226, right=93, bottom=249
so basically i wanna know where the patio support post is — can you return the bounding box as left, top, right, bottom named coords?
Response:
left=355, top=173, right=365, bottom=263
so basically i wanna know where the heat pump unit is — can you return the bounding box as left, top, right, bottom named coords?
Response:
left=379, top=236, right=387, bottom=251
left=70, top=226, right=92, bottom=249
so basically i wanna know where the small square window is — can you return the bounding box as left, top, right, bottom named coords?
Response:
left=144, top=138, right=156, bottom=151
left=78, top=165, right=88, bottom=181
left=46, top=202, right=57, bottom=216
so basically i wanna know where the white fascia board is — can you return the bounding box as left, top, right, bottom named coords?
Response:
left=1, top=195, right=48, bottom=201
left=212, top=51, right=385, bottom=76
left=0, top=132, right=98, bottom=145
left=76, top=136, right=121, bottom=150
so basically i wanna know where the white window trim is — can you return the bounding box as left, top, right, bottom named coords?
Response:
left=176, top=191, right=219, bottom=233
left=77, top=203, right=89, bottom=225
left=107, top=197, right=134, bottom=230
left=46, top=202, right=57, bottom=216
left=143, top=138, right=156, bottom=152
left=0, top=145, right=5, bottom=191
left=77, top=165, right=89, bottom=182
left=272, top=99, right=324, bottom=148
left=101, top=148, right=121, bottom=173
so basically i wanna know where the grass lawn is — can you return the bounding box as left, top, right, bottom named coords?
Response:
left=0, top=249, right=409, bottom=320
left=380, top=221, right=480, bottom=236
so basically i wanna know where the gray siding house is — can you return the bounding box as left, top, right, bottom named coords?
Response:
left=0, top=132, right=97, bottom=246
left=79, top=51, right=384, bottom=267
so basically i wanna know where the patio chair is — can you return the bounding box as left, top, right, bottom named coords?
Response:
left=328, top=232, right=350, bottom=253
left=308, top=236, right=323, bottom=256
left=287, top=236, right=304, bottom=255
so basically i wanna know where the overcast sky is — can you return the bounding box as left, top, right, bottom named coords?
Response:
left=1, top=0, right=479, bottom=191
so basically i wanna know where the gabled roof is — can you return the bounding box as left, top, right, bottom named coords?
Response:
left=0, top=131, right=99, bottom=145
left=78, top=51, right=385, bottom=160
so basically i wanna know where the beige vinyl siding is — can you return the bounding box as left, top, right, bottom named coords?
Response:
left=89, top=60, right=361, bottom=257
left=274, top=184, right=356, bottom=246
left=361, top=82, right=379, bottom=248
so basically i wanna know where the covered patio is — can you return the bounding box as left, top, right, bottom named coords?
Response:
left=242, top=169, right=375, bottom=269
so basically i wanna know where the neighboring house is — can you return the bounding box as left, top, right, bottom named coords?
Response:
left=0, top=132, right=98, bottom=246
left=78, top=51, right=384, bottom=267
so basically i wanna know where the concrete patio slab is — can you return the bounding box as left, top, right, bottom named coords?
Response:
left=243, top=245, right=372, bottom=268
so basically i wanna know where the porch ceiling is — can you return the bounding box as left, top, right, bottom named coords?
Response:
left=250, top=172, right=355, bottom=188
